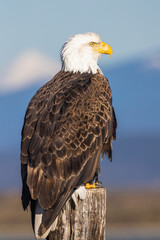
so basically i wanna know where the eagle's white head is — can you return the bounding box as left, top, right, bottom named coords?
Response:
left=61, top=32, right=112, bottom=75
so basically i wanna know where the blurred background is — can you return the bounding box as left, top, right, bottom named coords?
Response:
left=0, top=1, right=160, bottom=239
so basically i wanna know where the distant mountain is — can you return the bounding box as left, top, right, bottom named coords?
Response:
left=1, top=134, right=160, bottom=191
left=0, top=57, right=160, bottom=190
left=0, top=81, right=45, bottom=151
left=100, top=133, right=160, bottom=189
left=102, top=58, right=160, bottom=134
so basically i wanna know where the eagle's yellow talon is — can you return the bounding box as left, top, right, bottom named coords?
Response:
left=85, top=183, right=94, bottom=189
left=85, top=182, right=101, bottom=189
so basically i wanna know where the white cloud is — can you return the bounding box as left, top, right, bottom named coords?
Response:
left=0, top=50, right=60, bottom=94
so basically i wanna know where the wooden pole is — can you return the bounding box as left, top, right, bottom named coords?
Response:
left=47, top=188, right=106, bottom=240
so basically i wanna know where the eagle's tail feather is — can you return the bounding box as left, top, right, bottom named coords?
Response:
left=38, top=189, right=74, bottom=238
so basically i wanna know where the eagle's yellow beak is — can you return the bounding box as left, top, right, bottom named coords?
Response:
left=93, top=42, right=113, bottom=57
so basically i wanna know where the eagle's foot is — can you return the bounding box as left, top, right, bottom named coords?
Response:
left=85, top=181, right=102, bottom=189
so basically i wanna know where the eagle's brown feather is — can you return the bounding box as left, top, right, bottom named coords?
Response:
left=21, top=70, right=116, bottom=234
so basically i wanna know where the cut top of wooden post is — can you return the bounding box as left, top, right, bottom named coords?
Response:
left=47, top=188, right=106, bottom=240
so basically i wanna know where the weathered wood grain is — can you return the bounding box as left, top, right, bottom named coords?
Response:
left=47, top=188, right=106, bottom=240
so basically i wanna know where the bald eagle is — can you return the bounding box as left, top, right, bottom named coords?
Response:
left=21, top=32, right=117, bottom=239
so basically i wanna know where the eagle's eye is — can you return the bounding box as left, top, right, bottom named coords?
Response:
left=89, top=42, right=96, bottom=47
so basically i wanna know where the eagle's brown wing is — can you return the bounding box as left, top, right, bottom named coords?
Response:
left=21, top=70, right=116, bottom=235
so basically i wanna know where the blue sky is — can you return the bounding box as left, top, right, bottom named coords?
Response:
left=1, top=0, right=160, bottom=74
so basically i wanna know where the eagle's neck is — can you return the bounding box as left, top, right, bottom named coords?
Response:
left=61, top=58, right=102, bottom=74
